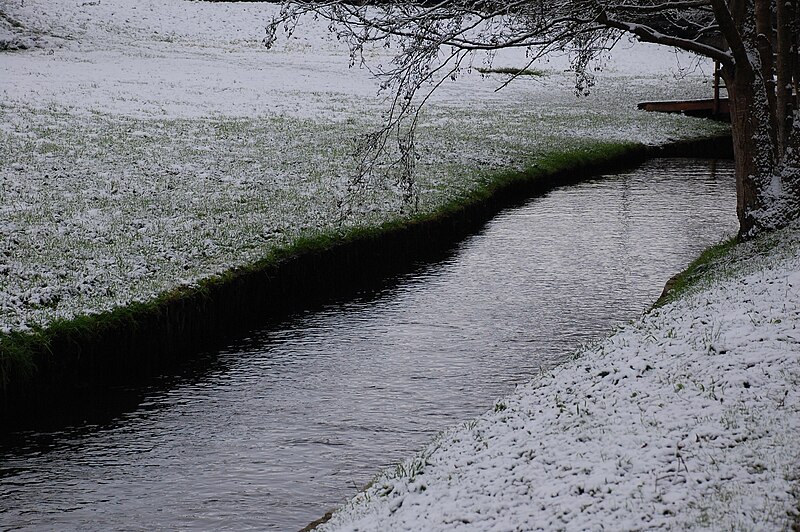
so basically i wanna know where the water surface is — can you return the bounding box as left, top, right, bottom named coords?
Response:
left=1, top=158, right=737, bottom=530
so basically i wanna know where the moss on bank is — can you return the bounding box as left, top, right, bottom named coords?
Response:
left=0, top=135, right=732, bottom=423
left=655, top=237, right=739, bottom=306
left=656, top=212, right=799, bottom=307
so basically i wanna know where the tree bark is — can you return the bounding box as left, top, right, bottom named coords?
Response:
left=754, top=0, right=777, bottom=143
left=724, top=67, right=777, bottom=237
left=775, top=0, right=793, bottom=154
left=726, top=61, right=800, bottom=237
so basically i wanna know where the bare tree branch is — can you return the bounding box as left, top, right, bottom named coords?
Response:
left=600, top=14, right=733, bottom=64
left=266, top=0, right=800, bottom=236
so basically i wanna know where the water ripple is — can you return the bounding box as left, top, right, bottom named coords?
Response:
left=0, top=159, right=736, bottom=531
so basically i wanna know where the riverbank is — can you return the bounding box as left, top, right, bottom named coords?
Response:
left=0, top=136, right=733, bottom=425
left=312, top=220, right=800, bottom=531
left=0, top=156, right=738, bottom=530
left=1, top=0, right=732, bottom=424
left=0, top=0, right=728, bottom=340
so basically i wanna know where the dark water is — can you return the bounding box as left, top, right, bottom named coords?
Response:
left=0, top=159, right=736, bottom=531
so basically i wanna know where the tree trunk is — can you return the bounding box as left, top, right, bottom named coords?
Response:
left=726, top=68, right=770, bottom=237
left=726, top=65, right=800, bottom=238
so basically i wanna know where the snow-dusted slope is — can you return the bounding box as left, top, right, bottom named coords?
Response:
left=0, top=0, right=716, bottom=119
left=1, top=0, right=727, bottom=334
left=0, top=0, right=382, bottom=118
left=319, top=223, right=800, bottom=531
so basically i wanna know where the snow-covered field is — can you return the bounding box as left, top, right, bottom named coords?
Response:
left=4, top=1, right=797, bottom=529
left=319, top=221, right=800, bottom=531
left=0, top=0, right=727, bottom=334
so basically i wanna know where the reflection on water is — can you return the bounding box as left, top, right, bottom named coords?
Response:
left=0, top=159, right=736, bottom=531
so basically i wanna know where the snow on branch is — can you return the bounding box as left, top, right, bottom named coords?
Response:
left=599, top=15, right=733, bottom=65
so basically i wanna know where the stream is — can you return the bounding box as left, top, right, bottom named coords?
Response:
left=0, top=158, right=737, bottom=531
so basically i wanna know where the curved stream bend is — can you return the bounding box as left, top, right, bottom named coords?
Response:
left=0, top=158, right=736, bottom=531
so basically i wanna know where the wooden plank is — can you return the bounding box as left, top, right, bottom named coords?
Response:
left=637, top=98, right=730, bottom=117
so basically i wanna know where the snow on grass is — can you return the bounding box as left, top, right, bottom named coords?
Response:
left=1, top=0, right=729, bottom=334
left=317, top=221, right=800, bottom=531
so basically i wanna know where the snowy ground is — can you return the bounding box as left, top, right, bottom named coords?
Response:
left=318, top=221, right=800, bottom=531
left=5, top=2, right=795, bottom=529
left=0, top=0, right=727, bottom=334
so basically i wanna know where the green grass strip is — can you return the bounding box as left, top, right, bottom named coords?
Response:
left=0, top=138, right=719, bottom=400
left=475, top=67, right=545, bottom=77
left=654, top=237, right=739, bottom=307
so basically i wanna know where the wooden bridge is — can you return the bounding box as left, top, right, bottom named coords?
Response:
left=638, top=61, right=730, bottom=120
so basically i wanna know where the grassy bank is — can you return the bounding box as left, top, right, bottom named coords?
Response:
left=0, top=0, right=730, bottom=339
left=0, top=135, right=732, bottom=424
left=1, top=0, right=733, bottom=425
left=657, top=214, right=798, bottom=306
left=655, top=237, right=738, bottom=306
